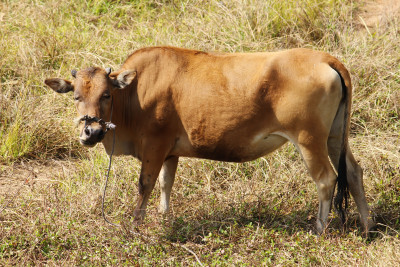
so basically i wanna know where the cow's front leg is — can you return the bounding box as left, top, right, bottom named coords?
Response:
left=158, top=156, right=179, bottom=214
left=133, top=152, right=165, bottom=223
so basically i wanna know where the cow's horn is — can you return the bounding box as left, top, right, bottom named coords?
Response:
left=105, top=67, right=112, bottom=75
left=71, top=69, right=77, bottom=78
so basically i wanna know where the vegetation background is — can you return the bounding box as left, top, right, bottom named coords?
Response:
left=0, top=0, right=399, bottom=265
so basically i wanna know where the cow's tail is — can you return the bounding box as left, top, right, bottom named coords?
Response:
left=327, top=57, right=352, bottom=225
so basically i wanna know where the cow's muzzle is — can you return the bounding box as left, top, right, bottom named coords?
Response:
left=77, top=115, right=116, bottom=146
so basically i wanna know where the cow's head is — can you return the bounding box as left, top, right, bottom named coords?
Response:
left=45, top=67, right=136, bottom=147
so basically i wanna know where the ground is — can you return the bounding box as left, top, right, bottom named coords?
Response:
left=358, top=0, right=400, bottom=27
left=0, top=161, right=66, bottom=196
left=0, top=0, right=399, bottom=265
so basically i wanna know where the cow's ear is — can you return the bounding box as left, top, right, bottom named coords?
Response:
left=45, top=78, right=74, bottom=93
left=110, top=69, right=137, bottom=89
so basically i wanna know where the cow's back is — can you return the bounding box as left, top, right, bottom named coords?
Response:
left=119, top=47, right=342, bottom=162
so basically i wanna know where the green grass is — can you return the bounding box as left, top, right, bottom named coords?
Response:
left=0, top=0, right=400, bottom=265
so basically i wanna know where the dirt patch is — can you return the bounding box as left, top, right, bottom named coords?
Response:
left=0, top=161, right=68, bottom=196
left=357, top=0, right=400, bottom=28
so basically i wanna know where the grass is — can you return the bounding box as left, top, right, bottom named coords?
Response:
left=0, top=0, right=399, bottom=265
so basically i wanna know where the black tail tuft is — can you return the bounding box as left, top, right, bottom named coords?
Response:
left=334, top=149, right=349, bottom=224
left=331, top=61, right=350, bottom=226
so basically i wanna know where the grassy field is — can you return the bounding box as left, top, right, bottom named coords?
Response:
left=0, top=0, right=399, bottom=265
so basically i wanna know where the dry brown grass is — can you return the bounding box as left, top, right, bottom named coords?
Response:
left=0, top=0, right=399, bottom=265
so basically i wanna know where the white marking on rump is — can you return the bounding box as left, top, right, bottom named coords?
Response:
left=251, top=132, right=267, bottom=145
left=245, top=132, right=288, bottom=159
left=271, top=131, right=301, bottom=155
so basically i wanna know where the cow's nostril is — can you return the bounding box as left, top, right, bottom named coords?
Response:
left=84, top=126, right=91, bottom=136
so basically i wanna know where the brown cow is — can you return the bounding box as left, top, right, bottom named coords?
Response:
left=45, top=47, right=374, bottom=234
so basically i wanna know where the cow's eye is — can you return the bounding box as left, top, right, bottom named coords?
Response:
left=102, top=94, right=111, bottom=99
left=74, top=95, right=80, bottom=101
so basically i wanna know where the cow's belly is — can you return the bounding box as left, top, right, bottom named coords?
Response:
left=171, top=133, right=288, bottom=162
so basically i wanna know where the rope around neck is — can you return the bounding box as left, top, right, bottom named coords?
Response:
left=101, top=125, right=120, bottom=227
left=98, top=96, right=121, bottom=227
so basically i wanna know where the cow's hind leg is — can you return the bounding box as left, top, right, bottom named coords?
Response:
left=158, top=156, right=179, bottom=214
left=328, top=138, right=374, bottom=233
left=297, top=135, right=338, bottom=234
left=345, top=150, right=374, bottom=233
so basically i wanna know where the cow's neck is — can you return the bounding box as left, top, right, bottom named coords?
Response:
left=101, top=83, right=141, bottom=157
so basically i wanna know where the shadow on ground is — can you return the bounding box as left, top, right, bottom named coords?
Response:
left=158, top=194, right=400, bottom=244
